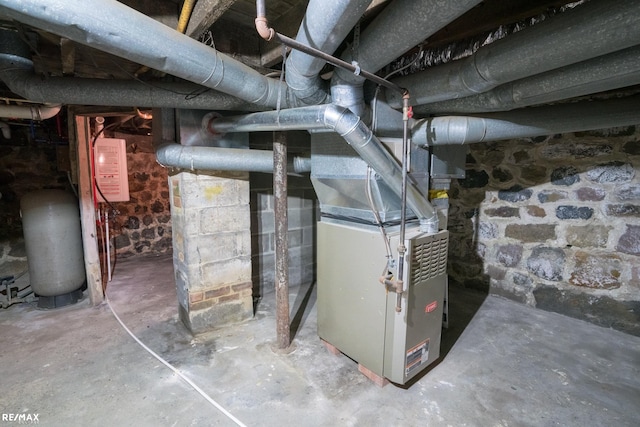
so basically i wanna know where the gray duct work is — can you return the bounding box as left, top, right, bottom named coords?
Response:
left=0, top=0, right=303, bottom=109
left=283, top=0, right=372, bottom=106
left=207, top=104, right=437, bottom=226
left=414, top=45, right=640, bottom=114
left=387, top=0, right=640, bottom=108
left=0, top=27, right=258, bottom=111
left=330, top=0, right=482, bottom=114
left=412, top=96, right=640, bottom=147
left=154, top=143, right=311, bottom=174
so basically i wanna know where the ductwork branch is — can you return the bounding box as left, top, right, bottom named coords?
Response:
left=206, top=104, right=437, bottom=224
left=154, top=141, right=311, bottom=175
left=412, top=95, right=640, bottom=147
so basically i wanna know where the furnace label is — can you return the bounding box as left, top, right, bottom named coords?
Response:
left=406, top=339, right=430, bottom=376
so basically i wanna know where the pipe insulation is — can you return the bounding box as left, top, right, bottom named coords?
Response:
left=412, top=95, right=640, bottom=147
left=154, top=143, right=311, bottom=174
left=388, top=0, right=640, bottom=108
left=0, top=0, right=306, bottom=109
left=206, top=104, right=437, bottom=223
left=284, top=0, right=372, bottom=105
left=414, top=44, right=640, bottom=114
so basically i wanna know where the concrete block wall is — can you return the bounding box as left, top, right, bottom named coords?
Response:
left=249, top=131, right=317, bottom=298
left=169, top=170, right=253, bottom=334
left=250, top=173, right=317, bottom=297
left=448, top=125, right=640, bottom=335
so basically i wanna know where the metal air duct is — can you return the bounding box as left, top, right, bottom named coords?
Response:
left=0, top=0, right=304, bottom=109
left=284, top=0, right=372, bottom=106
left=388, top=0, right=640, bottom=108
left=330, top=0, right=481, bottom=114
left=414, top=45, right=640, bottom=114
left=206, top=104, right=437, bottom=225
left=412, top=95, right=640, bottom=146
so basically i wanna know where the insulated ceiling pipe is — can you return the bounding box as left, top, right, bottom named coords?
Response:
left=330, top=0, right=481, bottom=114
left=414, top=45, right=640, bottom=114
left=284, top=0, right=373, bottom=106
left=0, top=0, right=305, bottom=109
left=388, top=0, right=640, bottom=108
left=411, top=95, right=640, bottom=147
left=205, top=104, right=437, bottom=225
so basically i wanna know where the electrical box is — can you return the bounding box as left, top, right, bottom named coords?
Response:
left=94, top=137, right=130, bottom=202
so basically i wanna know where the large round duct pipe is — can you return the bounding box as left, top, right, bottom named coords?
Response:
left=388, top=0, right=640, bottom=108
left=0, top=0, right=305, bottom=109
left=412, top=95, right=640, bottom=146
left=154, top=142, right=311, bottom=174
left=205, top=104, right=437, bottom=224
left=331, top=0, right=481, bottom=114
left=413, top=45, right=640, bottom=114
left=284, top=0, right=372, bottom=106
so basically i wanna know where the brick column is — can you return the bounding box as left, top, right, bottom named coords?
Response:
left=169, top=171, right=253, bottom=334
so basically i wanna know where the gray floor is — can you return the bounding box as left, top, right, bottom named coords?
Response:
left=1, top=254, right=639, bottom=426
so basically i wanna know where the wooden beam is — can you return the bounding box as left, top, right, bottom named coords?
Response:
left=186, top=0, right=238, bottom=39
left=60, top=38, right=75, bottom=76
left=73, top=115, right=104, bottom=305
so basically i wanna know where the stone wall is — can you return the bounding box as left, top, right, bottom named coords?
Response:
left=448, top=125, right=640, bottom=335
left=110, top=135, right=172, bottom=258
left=249, top=132, right=317, bottom=298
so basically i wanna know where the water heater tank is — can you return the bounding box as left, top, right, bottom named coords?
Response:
left=21, top=190, right=86, bottom=308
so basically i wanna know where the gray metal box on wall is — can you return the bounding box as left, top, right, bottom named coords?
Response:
left=317, top=221, right=448, bottom=384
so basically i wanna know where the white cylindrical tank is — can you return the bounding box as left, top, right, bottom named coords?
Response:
left=21, top=190, right=86, bottom=298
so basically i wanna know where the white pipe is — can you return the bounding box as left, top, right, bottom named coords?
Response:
left=0, top=103, right=61, bottom=120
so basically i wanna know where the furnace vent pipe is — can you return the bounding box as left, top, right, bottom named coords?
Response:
left=414, top=44, right=640, bottom=114
left=206, top=104, right=437, bottom=224
left=388, top=0, right=640, bottom=108
left=0, top=0, right=304, bottom=109
left=154, top=142, right=311, bottom=174
left=412, top=96, right=640, bottom=147
left=283, top=0, right=372, bottom=106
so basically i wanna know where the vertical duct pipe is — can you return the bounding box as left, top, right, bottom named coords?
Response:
left=273, top=131, right=291, bottom=350
left=284, top=0, right=373, bottom=105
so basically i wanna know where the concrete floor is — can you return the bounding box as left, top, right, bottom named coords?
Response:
left=1, top=254, right=639, bottom=426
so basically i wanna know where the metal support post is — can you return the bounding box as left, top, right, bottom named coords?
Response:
left=273, top=131, right=291, bottom=350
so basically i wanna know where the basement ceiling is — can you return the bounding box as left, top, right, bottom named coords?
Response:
left=1, top=1, right=588, bottom=89
left=0, top=0, right=638, bottom=115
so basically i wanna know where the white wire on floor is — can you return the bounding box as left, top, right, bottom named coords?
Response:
left=105, top=296, right=248, bottom=427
